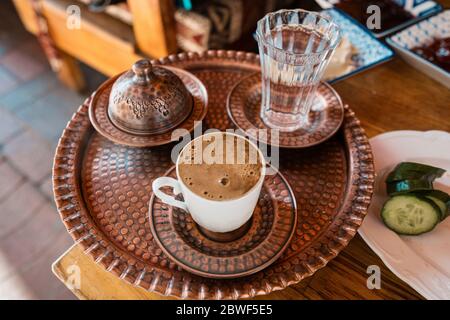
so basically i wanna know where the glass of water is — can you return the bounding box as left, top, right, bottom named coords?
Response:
left=255, top=9, right=341, bottom=131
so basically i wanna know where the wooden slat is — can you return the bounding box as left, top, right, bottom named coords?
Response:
left=128, top=0, right=178, bottom=57
left=56, top=51, right=86, bottom=92
left=41, top=0, right=142, bottom=76
left=12, top=0, right=39, bottom=34
left=52, top=244, right=176, bottom=300
left=12, top=0, right=178, bottom=78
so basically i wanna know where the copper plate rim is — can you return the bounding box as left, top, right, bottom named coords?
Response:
left=88, top=66, right=208, bottom=147
left=53, top=50, right=374, bottom=299
left=148, top=165, right=298, bottom=279
left=226, top=72, right=345, bottom=148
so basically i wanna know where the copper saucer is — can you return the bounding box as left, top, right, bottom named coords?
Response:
left=226, top=72, right=344, bottom=148
left=89, top=66, right=208, bottom=147
left=149, top=166, right=297, bottom=279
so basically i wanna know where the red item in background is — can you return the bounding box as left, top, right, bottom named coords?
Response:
left=412, top=37, right=450, bottom=73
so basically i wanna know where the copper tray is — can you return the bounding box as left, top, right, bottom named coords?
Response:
left=53, top=51, right=375, bottom=299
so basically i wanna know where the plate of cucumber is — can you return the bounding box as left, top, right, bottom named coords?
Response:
left=359, top=130, right=450, bottom=300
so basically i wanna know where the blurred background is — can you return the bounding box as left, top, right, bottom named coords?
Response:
left=0, top=0, right=319, bottom=300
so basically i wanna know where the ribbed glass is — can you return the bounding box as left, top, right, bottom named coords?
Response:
left=256, top=9, right=341, bottom=131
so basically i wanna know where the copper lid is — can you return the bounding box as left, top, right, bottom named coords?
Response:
left=108, top=59, right=193, bottom=135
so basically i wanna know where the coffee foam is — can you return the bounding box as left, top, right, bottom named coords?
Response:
left=178, top=133, right=262, bottom=201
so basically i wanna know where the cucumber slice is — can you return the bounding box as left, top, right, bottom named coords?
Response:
left=416, top=189, right=450, bottom=202
left=411, top=190, right=450, bottom=221
left=386, top=162, right=445, bottom=183
left=426, top=196, right=447, bottom=220
left=386, top=179, right=434, bottom=196
left=381, top=195, right=440, bottom=235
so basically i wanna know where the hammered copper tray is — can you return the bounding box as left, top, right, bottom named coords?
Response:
left=53, top=51, right=374, bottom=300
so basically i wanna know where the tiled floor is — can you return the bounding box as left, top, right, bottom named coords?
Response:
left=0, top=2, right=106, bottom=299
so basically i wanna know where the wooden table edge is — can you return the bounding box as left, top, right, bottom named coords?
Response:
left=52, top=244, right=89, bottom=300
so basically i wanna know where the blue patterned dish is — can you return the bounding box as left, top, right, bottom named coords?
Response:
left=387, top=10, right=450, bottom=88
left=323, top=9, right=394, bottom=83
left=316, top=0, right=442, bottom=37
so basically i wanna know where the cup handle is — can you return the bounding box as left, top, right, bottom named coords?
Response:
left=152, top=177, right=188, bottom=211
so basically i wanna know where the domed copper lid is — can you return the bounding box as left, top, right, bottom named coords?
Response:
left=108, top=59, right=193, bottom=135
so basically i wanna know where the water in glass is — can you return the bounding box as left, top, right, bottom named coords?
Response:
left=256, top=10, right=340, bottom=131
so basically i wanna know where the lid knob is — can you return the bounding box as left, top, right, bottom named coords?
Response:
left=132, top=59, right=153, bottom=84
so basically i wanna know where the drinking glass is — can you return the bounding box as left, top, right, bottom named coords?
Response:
left=255, top=9, right=341, bottom=131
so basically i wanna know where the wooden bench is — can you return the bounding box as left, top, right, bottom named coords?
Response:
left=13, top=0, right=177, bottom=91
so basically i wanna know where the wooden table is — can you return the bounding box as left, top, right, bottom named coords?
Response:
left=52, top=31, right=450, bottom=300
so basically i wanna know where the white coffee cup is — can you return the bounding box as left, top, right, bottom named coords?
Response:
left=152, top=132, right=266, bottom=233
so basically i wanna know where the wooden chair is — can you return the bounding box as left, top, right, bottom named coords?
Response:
left=13, top=0, right=177, bottom=91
